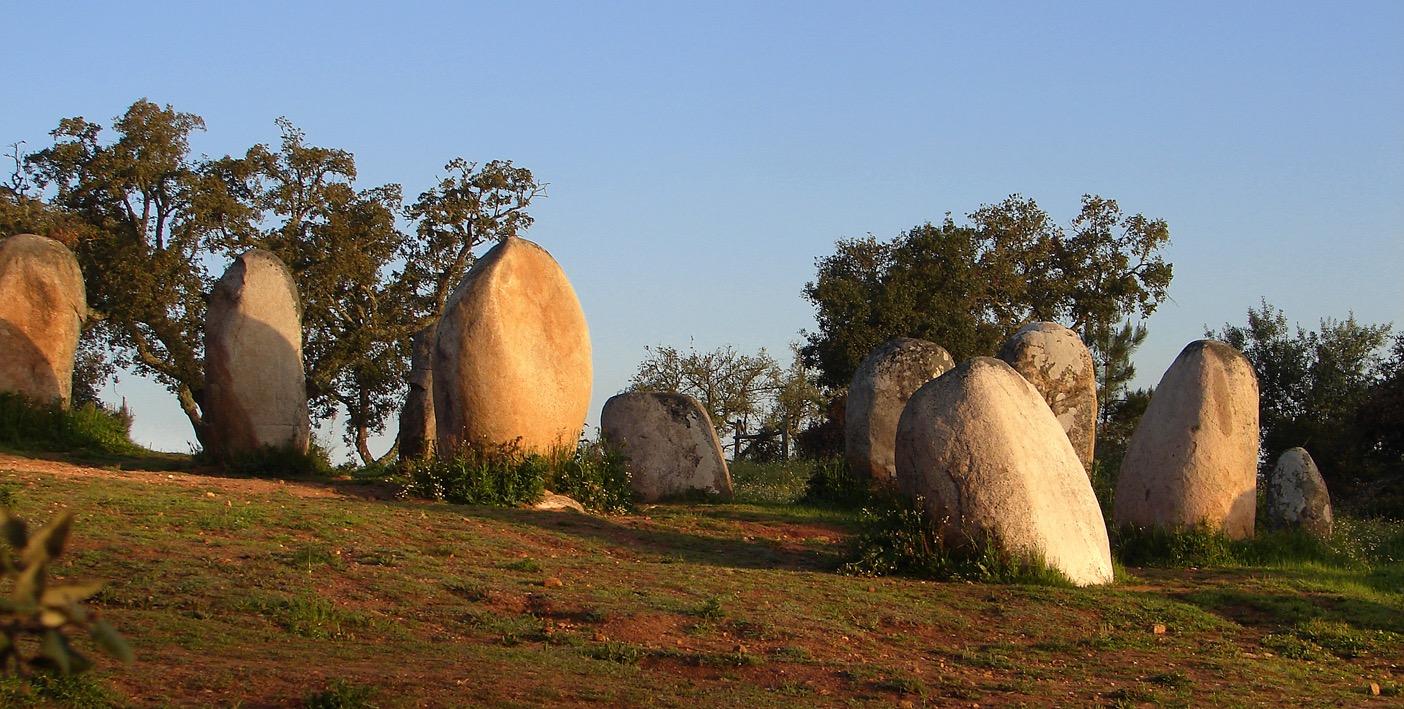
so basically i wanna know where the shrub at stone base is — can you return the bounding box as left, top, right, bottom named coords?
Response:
left=402, top=440, right=633, bottom=514
left=214, top=442, right=335, bottom=478
left=841, top=494, right=1074, bottom=587
left=800, top=457, right=872, bottom=507
left=0, top=508, right=132, bottom=679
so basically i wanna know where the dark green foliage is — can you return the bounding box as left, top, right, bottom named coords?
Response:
left=802, top=195, right=1172, bottom=387
left=0, top=509, right=132, bottom=677
left=800, top=457, right=871, bottom=507
left=304, top=678, right=377, bottom=709
left=402, top=440, right=634, bottom=513
left=215, top=442, right=335, bottom=477
left=841, top=495, right=1072, bottom=586
left=0, top=393, right=141, bottom=457
left=549, top=440, right=633, bottom=514
left=0, top=671, right=119, bottom=707
left=1112, top=517, right=1404, bottom=568
left=1208, top=300, right=1397, bottom=511
left=1111, top=524, right=1237, bottom=567
left=402, top=444, right=547, bottom=507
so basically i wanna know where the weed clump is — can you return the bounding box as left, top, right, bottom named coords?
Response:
left=402, top=443, right=547, bottom=507
left=0, top=393, right=141, bottom=457
left=841, top=495, right=1072, bottom=586
left=402, top=439, right=633, bottom=513
left=216, top=441, right=336, bottom=477
left=1112, top=517, right=1404, bottom=569
left=800, top=457, right=871, bottom=507
left=304, top=678, right=377, bottom=709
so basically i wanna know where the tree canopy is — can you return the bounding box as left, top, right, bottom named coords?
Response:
left=6, top=99, right=544, bottom=463
left=1208, top=300, right=1396, bottom=489
left=800, top=195, right=1172, bottom=387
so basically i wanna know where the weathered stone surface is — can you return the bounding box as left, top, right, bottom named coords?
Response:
left=845, top=338, right=955, bottom=484
left=895, top=358, right=1113, bottom=586
left=1266, top=447, right=1333, bottom=537
left=204, top=249, right=310, bottom=459
left=1113, top=340, right=1259, bottom=539
left=601, top=392, right=732, bottom=502
left=534, top=491, right=586, bottom=514
left=398, top=323, right=437, bottom=460
left=998, top=322, right=1097, bottom=476
left=433, top=237, right=592, bottom=455
left=0, top=234, right=86, bottom=407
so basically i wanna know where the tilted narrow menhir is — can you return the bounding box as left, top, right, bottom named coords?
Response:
left=433, top=236, right=591, bottom=455
left=204, top=249, right=310, bottom=459
left=1113, top=340, right=1259, bottom=538
left=896, top=357, right=1114, bottom=586
left=0, top=234, right=86, bottom=408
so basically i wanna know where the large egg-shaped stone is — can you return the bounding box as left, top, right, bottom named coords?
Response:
left=434, top=237, right=591, bottom=455
left=0, top=234, right=86, bottom=407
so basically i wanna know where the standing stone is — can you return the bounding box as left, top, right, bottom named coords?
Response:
left=601, top=392, right=731, bottom=502
left=845, top=338, right=955, bottom=484
left=204, top=249, right=310, bottom=459
left=434, top=236, right=591, bottom=455
left=398, top=323, right=437, bottom=460
left=895, top=358, right=1113, bottom=586
left=1113, top=340, right=1259, bottom=539
left=0, top=234, right=86, bottom=407
left=997, top=322, right=1097, bottom=476
left=1266, top=448, right=1333, bottom=537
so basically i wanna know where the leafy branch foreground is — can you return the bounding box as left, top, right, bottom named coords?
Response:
left=0, top=509, right=130, bottom=677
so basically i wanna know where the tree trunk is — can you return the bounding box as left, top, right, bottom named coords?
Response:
left=176, top=383, right=209, bottom=451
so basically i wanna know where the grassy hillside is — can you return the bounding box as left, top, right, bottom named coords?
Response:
left=0, top=454, right=1399, bottom=707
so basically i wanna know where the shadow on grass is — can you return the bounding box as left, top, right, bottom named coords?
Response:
left=470, top=504, right=851, bottom=572
left=1164, top=567, right=1404, bottom=635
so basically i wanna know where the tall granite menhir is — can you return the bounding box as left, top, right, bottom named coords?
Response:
left=434, top=236, right=591, bottom=455
left=1113, top=340, right=1259, bottom=539
left=204, top=249, right=310, bottom=459
left=0, top=234, right=86, bottom=408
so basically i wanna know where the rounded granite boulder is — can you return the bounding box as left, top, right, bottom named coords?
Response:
left=845, top=337, right=955, bottom=485
left=601, top=392, right=732, bottom=502
left=203, top=248, right=310, bottom=459
left=997, top=322, right=1097, bottom=476
left=1265, top=447, right=1332, bottom=537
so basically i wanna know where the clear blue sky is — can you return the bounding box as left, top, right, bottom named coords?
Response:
left=5, top=2, right=1401, bottom=458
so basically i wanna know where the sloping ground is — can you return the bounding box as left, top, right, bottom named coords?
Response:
left=0, top=453, right=1400, bottom=707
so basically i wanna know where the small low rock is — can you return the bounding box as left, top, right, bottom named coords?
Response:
left=534, top=491, right=586, bottom=513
